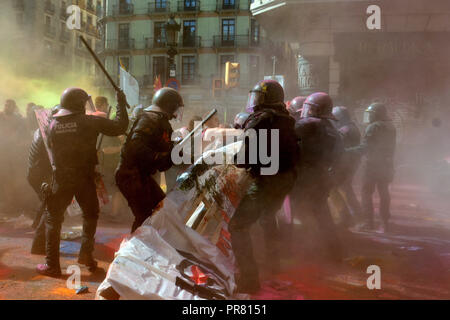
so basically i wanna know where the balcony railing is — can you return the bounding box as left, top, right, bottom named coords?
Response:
left=112, top=3, right=135, bottom=16
left=106, top=39, right=136, bottom=51
left=45, top=1, right=56, bottom=15
left=213, top=35, right=266, bottom=48
left=216, top=0, right=239, bottom=12
left=13, top=0, right=25, bottom=11
left=180, top=35, right=201, bottom=48
left=60, top=30, right=71, bottom=42
left=148, top=1, right=170, bottom=14
left=44, top=25, right=56, bottom=38
left=177, top=0, right=200, bottom=13
left=145, top=37, right=167, bottom=49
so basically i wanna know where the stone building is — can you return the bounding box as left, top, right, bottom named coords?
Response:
left=3, top=0, right=104, bottom=75
left=98, top=0, right=296, bottom=123
left=251, top=0, right=450, bottom=154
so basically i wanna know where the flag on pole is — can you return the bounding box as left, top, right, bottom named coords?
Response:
left=119, top=59, right=140, bottom=107
left=154, top=75, right=162, bottom=92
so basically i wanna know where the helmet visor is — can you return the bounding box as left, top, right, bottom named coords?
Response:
left=300, top=104, right=313, bottom=118
left=84, top=96, right=94, bottom=113
left=246, top=91, right=264, bottom=113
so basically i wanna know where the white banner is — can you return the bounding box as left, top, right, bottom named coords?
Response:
left=119, top=66, right=140, bottom=107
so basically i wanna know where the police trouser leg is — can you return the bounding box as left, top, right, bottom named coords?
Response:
left=309, top=195, right=343, bottom=261
left=340, top=179, right=362, bottom=219
left=229, top=183, right=262, bottom=287
left=361, top=175, right=376, bottom=225
left=31, top=212, right=47, bottom=253
left=46, top=191, right=74, bottom=270
left=377, top=181, right=391, bottom=223
left=76, top=177, right=99, bottom=260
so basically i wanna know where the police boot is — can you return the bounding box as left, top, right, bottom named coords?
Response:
left=37, top=219, right=62, bottom=277
left=78, top=219, right=98, bottom=272
left=36, top=263, right=62, bottom=277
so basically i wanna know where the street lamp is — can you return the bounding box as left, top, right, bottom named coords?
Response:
left=165, top=15, right=181, bottom=78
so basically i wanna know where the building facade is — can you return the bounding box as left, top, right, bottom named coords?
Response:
left=251, top=0, right=450, bottom=149
left=99, top=0, right=292, bottom=122
left=4, top=0, right=103, bottom=76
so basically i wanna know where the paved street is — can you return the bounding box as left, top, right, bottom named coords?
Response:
left=0, top=183, right=449, bottom=300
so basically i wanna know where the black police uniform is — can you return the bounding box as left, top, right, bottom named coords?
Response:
left=28, top=128, right=52, bottom=252
left=45, top=101, right=128, bottom=271
left=116, top=110, right=174, bottom=233
left=335, top=121, right=362, bottom=220
left=228, top=104, right=299, bottom=291
left=293, top=116, right=344, bottom=260
left=350, top=120, right=396, bottom=226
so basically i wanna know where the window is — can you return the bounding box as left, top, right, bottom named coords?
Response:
left=154, top=22, right=166, bottom=47
left=182, top=20, right=196, bottom=47
left=250, top=19, right=260, bottom=45
left=118, top=23, right=130, bottom=49
left=119, top=0, right=132, bottom=14
left=155, top=0, right=167, bottom=11
left=221, top=19, right=235, bottom=45
left=223, top=0, right=235, bottom=9
left=220, top=55, right=234, bottom=76
left=182, top=56, right=196, bottom=85
left=184, top=0, right=197, bottom=11
left=153, top=56, right=167, bottom=84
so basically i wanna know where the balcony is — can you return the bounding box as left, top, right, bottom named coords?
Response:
left=112, top=3, right=135, bottom=16
left=44, top=25, right=56, bottom=38
left=177, top=0, right=200, bottom=13
left=44, top=1, right=56, bottom=15
left=216, top=0, right=239, bottom=13
left=105, top=38, right=136, bottom=51
left=60, top=30, right=71, bottom=42
left=180, top=35, right=201, bottom=48
left=148, top=1, right=170, bottom=15
left=13, top=0, right=25, bottom=11
left=213, top=35, right=266, bottom=48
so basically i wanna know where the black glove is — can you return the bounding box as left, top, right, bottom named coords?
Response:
left=116, top=89, right=128, bottom=107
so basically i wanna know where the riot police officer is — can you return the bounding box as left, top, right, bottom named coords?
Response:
left=116, top=87, right=184, bottom=233
left=29, top=106, right=61, bottom=255
left=349, top=103, right=396, bottom=232
left=287, top=96, right=306, bottom=121
left=229, top=80, right=299, bottom=294
left=293, top=92, right=344, bottom=262
left=36, top=88, right=129, bottom=277
left=331, top=106, right=362, bottom=226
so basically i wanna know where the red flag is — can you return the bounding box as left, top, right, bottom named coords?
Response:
left=154, top=75, right=162, bottom=92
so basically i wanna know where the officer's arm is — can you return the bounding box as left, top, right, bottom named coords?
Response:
left=346, top=124, right=377, bottom=155
left=89, top=92, right=129, bottom=136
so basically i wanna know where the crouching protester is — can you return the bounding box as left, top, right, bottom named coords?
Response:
left=115, top=87, right=184, bottom=233
left=228, top=80, right=300, bottom=294
left=36, top=88, right=129, bottom=277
